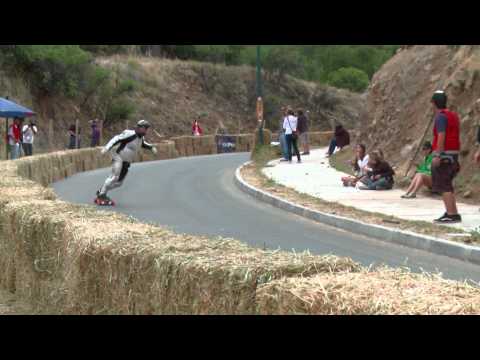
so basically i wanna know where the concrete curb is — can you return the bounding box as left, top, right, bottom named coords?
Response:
left=235, top=161, right=480, bottom=266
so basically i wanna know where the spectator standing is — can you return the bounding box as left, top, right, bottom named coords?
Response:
left=21, top=120, right=38, bottom=156
left=8, top=117, right=22, bottom=160
left=430, top=91, right=462, bottom=224
left=278, top=107, right=289, bottom=161
left=283, top=109, right=301, bottom=164
left=90, top=120, right=101, bottom=147
left=192, top=119, right=203, bottom=136
left=297, top=109, right=310, bottom=156
left=68, top=124, right=81, bottom=149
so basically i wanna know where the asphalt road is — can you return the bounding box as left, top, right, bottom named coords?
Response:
left=53, top=152, right=480, bottom=283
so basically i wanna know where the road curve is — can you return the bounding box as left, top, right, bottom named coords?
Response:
left=53, top=152, right=480, bottom=283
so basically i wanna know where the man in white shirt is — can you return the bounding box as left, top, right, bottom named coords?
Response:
left=283, top=109, right=301, bottom=163
left=22, top=120, right=38, bottom=156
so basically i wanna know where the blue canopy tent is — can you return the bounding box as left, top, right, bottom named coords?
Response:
left=0, top=97, right=35, bottom=159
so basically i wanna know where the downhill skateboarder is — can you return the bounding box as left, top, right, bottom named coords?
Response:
left=95, top=120, right=157, bottom=206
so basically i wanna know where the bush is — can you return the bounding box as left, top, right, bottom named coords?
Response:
left=312, top=87, right=341, bottom=111
left=328, top=67, right=370, bottom=93
left=80, top=45, right=133, bottom=55
left=9, top=45, right=93, bottom=97
left=117, top=79, right=137, bottom=94
left=105, top=99, right=136, bottom=123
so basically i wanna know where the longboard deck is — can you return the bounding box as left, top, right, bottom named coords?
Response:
left=94, top=198, right=116, bottom=207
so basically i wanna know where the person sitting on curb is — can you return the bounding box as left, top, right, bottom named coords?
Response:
left=326, top=124, right=350, bottom=157
left=401, top=141, right=434, bottom=199
left=342, top=144, right=369, bottom=187
left=358, top=151, right=395, bottom=191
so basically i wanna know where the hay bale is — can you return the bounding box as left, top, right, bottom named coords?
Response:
left=0, top=196, right=361, bottom=314
left=196, top=136, right=216, bottom=155
left=308, top=131, right=334, bottom=147
left=185, top=137, right=195, bottom=157
left=172, top=137, right=186, bottom=157
left=237, top=134, right=254, bottom=152
left=0, top=200, right=71, bottom=310
left=72, top=239, right=360, bottom=315
left=157, top=141, right=178, bottom=160
left=256, top=268, right=480, bottom=315
left=172, top=136, right=196, bottom=157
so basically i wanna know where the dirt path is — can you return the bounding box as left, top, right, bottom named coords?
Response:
left=0, top=289, right=32, bottom=315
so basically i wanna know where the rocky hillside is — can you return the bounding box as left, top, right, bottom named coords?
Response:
left=358, top=45, right=480, bottom=201
left=0, top=56, right=365, bottom=158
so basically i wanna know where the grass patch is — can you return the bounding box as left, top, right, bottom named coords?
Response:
left=251, top=143, right=280, bottom=168
left=329, top=149, right=354, bottom=175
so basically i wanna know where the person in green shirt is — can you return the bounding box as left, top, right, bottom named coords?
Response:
left=401, top=142, right=434, bottom=199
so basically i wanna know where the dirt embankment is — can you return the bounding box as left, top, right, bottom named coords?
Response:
left=358, top=45, right=480, bottom=202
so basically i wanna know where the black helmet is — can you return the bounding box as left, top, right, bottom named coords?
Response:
left=137, top=120, right=151, bottom=129
left=432, top=91, right=448, bottom=109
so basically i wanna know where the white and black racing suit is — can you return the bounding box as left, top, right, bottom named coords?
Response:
left=99, top=130, right=154, bottom=197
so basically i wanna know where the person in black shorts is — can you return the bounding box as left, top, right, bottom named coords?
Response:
left=430, top=91, right=462, bottom=224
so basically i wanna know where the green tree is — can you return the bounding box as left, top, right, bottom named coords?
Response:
left=262, top=46, right=303, bottom=82
left=10, top=45, right=92, bottom=97
left=328, top=67, right=370, bottom=92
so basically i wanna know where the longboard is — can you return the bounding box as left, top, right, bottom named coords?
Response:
left=94, top=198, right=116, bottom=207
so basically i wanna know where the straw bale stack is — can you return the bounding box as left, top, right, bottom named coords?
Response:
left=71, top=242, right=360, bottom=314
left=236, top=134, right=255, bottom=152
left=194, top=136, right=217, bottom=155
left=256, top=268, right=480, bottom=315
left=308, top=131, right=334, bottom=147
left=0, top=197, right=361, bottom=314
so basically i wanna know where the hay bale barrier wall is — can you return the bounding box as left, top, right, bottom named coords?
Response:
left=256, top=269, right=480, bottom=315
left=0, top=131, right=359, bottom=314
left=1, top=132, right=480, bottom=314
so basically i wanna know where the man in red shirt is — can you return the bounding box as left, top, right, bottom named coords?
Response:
left=430, top=91, right=462, bottom=224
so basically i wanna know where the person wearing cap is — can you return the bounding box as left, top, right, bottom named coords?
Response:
left=430, top=91, right=462, bottom=223
left=401, top=141, right=434, bottom=199
left=95, top=120, right=157, bottom=205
